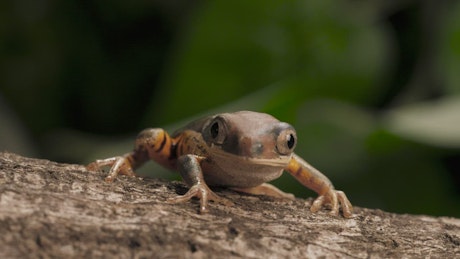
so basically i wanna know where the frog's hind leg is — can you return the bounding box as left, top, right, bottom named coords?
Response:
left=231, top=183, right=295, bottom=200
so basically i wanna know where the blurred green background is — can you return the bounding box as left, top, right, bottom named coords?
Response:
left=1, top=0, right=459, bottom=217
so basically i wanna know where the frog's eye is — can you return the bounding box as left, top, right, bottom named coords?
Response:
left=208, top=118, right=227, bottom=145
left=276, top=129, right=297, bottom=155
left=211, top=121, right=219, bottom=139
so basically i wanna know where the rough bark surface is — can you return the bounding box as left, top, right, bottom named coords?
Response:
left=0, top=152, right=459, bottom=258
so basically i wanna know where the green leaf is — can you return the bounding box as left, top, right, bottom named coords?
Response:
left=383, top=97, right=460, bottom=148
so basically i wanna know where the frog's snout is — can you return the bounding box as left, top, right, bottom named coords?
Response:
left=250, top=142, right=264, bottom=156
left=238, top=136, right=277, bottom=159
left=238, top=136, right=262, bottom=158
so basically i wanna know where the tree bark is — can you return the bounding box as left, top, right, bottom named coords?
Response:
left=0, top=152, right=459, bottom=258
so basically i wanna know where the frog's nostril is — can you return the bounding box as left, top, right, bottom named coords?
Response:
left=251, top=142, right=264, bottom=156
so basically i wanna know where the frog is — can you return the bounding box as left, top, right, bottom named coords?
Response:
left=86, top=111, right=353, bottom=218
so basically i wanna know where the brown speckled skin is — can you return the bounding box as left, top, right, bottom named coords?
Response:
left=87, top=111, right=353, bottom=217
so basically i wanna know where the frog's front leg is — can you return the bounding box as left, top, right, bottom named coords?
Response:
left=167, top=154, right=233, bottom=213
left=86, top=128, right=176, bottom=182
left=286, top=154, right=353, bottom=218
left=87, top=154, right=139, bottom=182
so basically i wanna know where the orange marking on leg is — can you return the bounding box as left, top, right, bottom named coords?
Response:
left=155, top=132, right=168, bottom=152
left=286, top=154, right=353, bottom=218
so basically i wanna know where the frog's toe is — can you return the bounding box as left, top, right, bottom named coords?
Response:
left=167, top=186, right=199, bottom=203
left=310, top=195, right=326, bottom=213
left=167, top=184, right=233, bottom=213
left=86, top=155, right=137, bottom=182
left=86, top=162, right=100, bottom=171
left=310, top=190, right=353, bottom=218
left=336, top=190, right=353, bottom=218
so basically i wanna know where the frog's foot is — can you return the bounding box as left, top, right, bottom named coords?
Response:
left=86, top=155, right=136, bottom=182
left=167, top=183, right=233, bottom=213
left=310, top=190, right=353, bottom=218
left=231, top=183, right=295, bottom=200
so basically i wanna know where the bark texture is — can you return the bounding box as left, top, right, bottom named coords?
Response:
left=0, top=152, right=459, bottom=258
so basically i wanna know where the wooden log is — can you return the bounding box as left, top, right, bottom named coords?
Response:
left=0, top=152, right=459, bottom=258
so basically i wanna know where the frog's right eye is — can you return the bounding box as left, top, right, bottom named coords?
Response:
left=208, top=118, right=227, bottom=145
left=276, top=128, right=297, bottom=155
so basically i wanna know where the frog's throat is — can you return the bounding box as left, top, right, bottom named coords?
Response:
left=209, top=146, right=291, bottom=167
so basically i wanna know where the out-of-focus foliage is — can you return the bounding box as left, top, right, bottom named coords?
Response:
left=442, top=1, right=460, bottom=95
left=146, top=0, right=388, bottom=125
left=1, top=0, right=459, bottom=217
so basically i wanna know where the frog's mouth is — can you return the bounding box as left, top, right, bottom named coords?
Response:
left=209, top=146, right=291, bottom=168
left=205, top=147, right=291, bottom=187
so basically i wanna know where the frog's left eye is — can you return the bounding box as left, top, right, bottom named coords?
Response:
left=276, top=129, right=297, bottom=155
left=207, top=118, right=227, bottom=145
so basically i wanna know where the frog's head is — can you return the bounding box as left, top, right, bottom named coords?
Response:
left=202, top=111, right=297, bottom=160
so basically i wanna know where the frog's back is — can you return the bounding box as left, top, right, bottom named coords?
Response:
left=173, top=111, right=279, bottom=137
left=172, top=115, right=213, bottom=137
